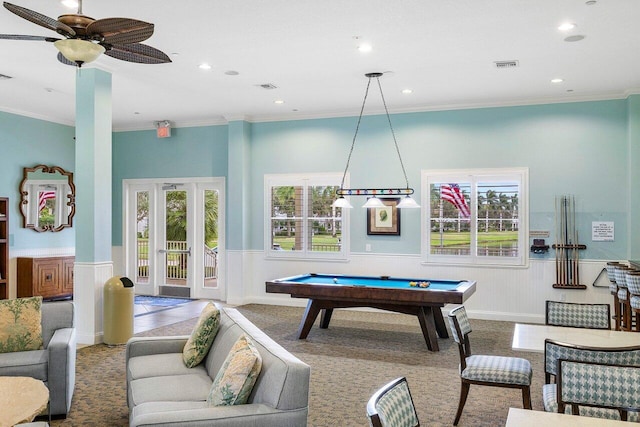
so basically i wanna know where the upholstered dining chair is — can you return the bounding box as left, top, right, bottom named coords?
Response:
left=545, top=300, right=611, bottom=330
left=366, top=377, right=420, bottom=427
left=626, top=271, right=640, bottom=332
left=542, top=338, right=640, bottom=420
left=557, top=359, right=640, bottom=420
left=447, top=305, right=532, bottom=426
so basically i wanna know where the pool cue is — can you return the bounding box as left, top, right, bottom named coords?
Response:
left=573, top=196, right=579, bottom=285
left=554, top=196, right=559, bottom=285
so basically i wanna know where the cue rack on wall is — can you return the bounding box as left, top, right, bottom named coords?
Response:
left=552, top=195, right=586, bottom=289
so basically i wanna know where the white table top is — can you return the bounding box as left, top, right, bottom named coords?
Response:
left=506, top=408, right=629, bottom=426
left=512, top=323, right=640, bottom=353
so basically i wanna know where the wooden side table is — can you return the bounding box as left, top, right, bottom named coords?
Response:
left=0, top=377, right=49, bottom=427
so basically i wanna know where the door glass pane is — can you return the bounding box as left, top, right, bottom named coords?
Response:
left=476, top=181, right=519, bottom=257
left=165, top=190, right=188, bottom=286
left=308, top=185, right=342, bottom=252
left=429, top=182, right=471, bottom=255
left=136, top=191, right=149, bottom=284
left=203, top=189, right=218, bottom=288
left=271, top=185, right=303, bottom=251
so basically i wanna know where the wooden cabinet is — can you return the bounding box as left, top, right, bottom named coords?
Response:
left=0, top=197, right=7, bottom=300
left=17, top=256, right=74, bottom=300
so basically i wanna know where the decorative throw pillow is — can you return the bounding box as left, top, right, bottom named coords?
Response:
left=0, top=296, right=43, bottom=353
left=182, top=302, right=221, bottom=368
left=207, top=334, right=263, bottom=406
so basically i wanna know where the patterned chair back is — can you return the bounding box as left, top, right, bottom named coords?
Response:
left=545, top=300, right=611, bottom=330
left=557, top=359, right=640, bottom=420
left=367, top=377, right=420, bottom=427
left=447, top=305, right=472, bottom=344
left=544, top=339, right=640, bottom=383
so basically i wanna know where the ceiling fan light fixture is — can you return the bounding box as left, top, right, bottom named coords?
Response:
left=54, top=39, right=105, bottom=66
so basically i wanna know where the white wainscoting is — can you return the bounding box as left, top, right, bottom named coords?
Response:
left=234, top=251, right=615, bottom=324
left=111, top=246, right=616, bottom=323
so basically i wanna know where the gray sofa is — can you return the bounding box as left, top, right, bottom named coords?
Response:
left=0, top=300, right=76, bottom=417
left=126, top=305, right=311, bottom=427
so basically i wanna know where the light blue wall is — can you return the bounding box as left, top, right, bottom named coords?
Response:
left=0, top=111, right=75, bottom=249
left=2, top=96, right=636, bottom=261
left=248, top=100, right=630, bottom=258
left=111, top=125, right=229, bottom=246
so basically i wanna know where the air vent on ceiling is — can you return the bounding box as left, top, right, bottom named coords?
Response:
left=494, top=60, right=519, bottom=69
left=256, top=83, right=278, bottom=90
left=0, top=73, right=13, bottom=80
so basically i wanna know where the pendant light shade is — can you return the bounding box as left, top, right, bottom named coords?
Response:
left=396, top=195, right=421, bottom=208
left=362, top=196, right=386, bottom=208
left=332, top=196, right=353, bottom=209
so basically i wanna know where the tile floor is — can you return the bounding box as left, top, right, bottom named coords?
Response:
left=134, top=298, right=212, bottom=334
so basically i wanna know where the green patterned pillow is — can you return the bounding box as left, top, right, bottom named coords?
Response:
left=207, top=334, right=263, bottom=406
left=0, top=296, right=43, bottom=353
left=182, top=302, right=220, bottom=368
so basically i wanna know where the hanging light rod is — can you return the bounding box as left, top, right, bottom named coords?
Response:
left=334, top=72, right=419, bottom=209
left=336, top=188, right=414, bottom=196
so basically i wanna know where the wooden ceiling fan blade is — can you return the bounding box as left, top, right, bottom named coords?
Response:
left=87, top=18, right=154, bottom=45
left=3, top=2, right=75, bottom=37
left=57, top=51, right=76, bottom=66
left=0, top=34, right=60, bottom=42
left=105, top=42, right=171, bottom=64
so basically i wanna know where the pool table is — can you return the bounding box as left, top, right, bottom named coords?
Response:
left=265, top=273, right=476, bottom=351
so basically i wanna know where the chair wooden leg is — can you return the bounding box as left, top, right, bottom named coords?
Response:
left=522, top=385, right=532, bottom=409
left=613, top=292, right=621, bottom=331
left=453, top=381, right=470, bottom=426
left=622, top=299, right=631, bottom=331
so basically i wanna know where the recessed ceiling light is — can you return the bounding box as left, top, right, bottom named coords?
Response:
left=551, top=78, right=564, bottom=83
left=401, top=89, right=413, bottom=94
left=558, top=22, right=576, bottom=31
left=564, top=35, right=585, bottom=42
left=198, top=63, right=212, bottom=70
left=225, top=70, right=239, bottom=76
left=358, top=44, right=372, bottom=53
left=274, top=100, right=285, bottom=105
left=61, top=0, right=78, bottom=8
left=585, top=0, right=597, bottom=5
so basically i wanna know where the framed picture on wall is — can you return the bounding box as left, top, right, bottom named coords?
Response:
left=367, top=198, right=400, bottom=235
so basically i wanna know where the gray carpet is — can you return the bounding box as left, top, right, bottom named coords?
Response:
left=51, top=304, right=545, bottom=426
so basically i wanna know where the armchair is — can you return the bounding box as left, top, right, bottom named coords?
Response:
left=0, top=300, right=76, bottom=417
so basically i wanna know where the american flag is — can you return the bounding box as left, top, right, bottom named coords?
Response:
left=440, top=184, right=470, bottom=218
left=38, top=191, right=56, bottom=212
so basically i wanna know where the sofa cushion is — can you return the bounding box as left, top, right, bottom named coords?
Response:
left=183, top=302, right=220, bottom=368
left=0, top=296, right=43, bottom=353
left=0, top=349, right=47, bottom=381
left=129, top=353, right=208, bottom=381
left=207, top=334, right=262, bottom=406
left=130, top=373, right=213, bottom=406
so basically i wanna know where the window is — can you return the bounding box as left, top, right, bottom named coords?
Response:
left=265, top=173, right=347, bottom=259
left=422, top=168, right=528, bottom=266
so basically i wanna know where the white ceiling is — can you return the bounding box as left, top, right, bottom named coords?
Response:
left=0, top=0, right=639, bottom=131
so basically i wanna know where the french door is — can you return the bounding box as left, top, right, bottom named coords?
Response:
left=124, top=178, right=225, bottom=300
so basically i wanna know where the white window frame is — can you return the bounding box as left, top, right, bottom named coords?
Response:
left=421, top=167, right=529, bottom=267
left=264, top=173, right=349, bottom=260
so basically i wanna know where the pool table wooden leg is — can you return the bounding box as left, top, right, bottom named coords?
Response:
left=417, top=306, right=440, bottom=352
left=319, top=308, right=334, bottom=329
left=297, top=299, right=322, bottom=339
left=433, top=306, right=449, bottom=339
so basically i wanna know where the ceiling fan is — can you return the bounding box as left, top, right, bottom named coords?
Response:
left=0, top=0, right=171, bottom=67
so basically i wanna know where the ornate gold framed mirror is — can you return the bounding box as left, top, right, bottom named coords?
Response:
left=19, top=165, right=76, bottom=232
